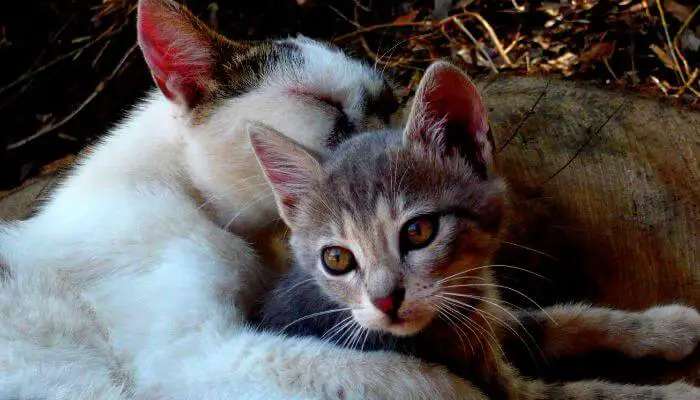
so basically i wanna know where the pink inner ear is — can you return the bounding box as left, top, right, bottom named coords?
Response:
left=421, top=66, right=489, bottom=139
left=137, top=0, right=213, bottom=107
left=249, top=130, right=316, bottom=217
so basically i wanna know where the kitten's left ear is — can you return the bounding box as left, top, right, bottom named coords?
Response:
left=248, top=123, right=320, bottom=226
left=404, top=61, right=495, bottom=178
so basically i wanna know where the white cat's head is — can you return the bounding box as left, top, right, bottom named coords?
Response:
left=136, top=0, right=398, bottom=230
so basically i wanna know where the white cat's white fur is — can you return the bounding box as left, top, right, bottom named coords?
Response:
left=0, top=19, right=484, bottom=400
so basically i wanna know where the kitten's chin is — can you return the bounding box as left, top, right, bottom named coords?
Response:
left=384, top=318, right=431, bottom=337
left=352, top=309, right=434, bottom=337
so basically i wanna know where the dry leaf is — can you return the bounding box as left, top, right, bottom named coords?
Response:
left=394, top=9, right=420, bottom=24
left=579, top=42, right=615, bottom=63
left=650, top=44, right=677, bottom=70
left=664, top=0, right=693, bottom=22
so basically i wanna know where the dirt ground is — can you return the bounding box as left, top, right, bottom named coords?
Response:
left=1, top=0, right=698, bottom=192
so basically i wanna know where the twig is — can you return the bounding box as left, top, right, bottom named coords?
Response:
left=672, top=3, right=700, bottom=78
left=641, top=0, right=652, bottom=19
left=92, top=39, right=113, bottom=68
left=353, top=0, right=370, bottom=13
left=0, top=28, right=121, bottom=96
left=510, top=0, right=525, bottom=12
left=650, top=75, right=669, bottom=95
left=333, top=20, right=431, bottom=42
left=544, top=101, right=628, bottom=184
left=499, top=79, right=550, bottom=152
left=7, top=44, right=138, bottom=151
left=603, top=58, right=619, bottom=82
left=674, top=68, right=700, bottom=97
left=328, top=5, right=361, bottom=28
left=461, top=10, right=513, bottom=66
left=655, top=0, right=685, bottom=84
left=504, top=30, right=521, bottom=54
left=629, top=33, right=638, bottom=85
left=451, top=18, right=499, bottom=73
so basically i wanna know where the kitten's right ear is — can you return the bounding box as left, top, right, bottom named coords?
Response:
left=404, top=61, right=495, bottom=178
left=137, top=0, right=247, bottom=109
left=248, top=123, right=320, bottom=226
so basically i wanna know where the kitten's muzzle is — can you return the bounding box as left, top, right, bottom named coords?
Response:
left=372, top=287, right=406, bottom=319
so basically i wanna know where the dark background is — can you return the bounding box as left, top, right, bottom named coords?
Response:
left=1, top=0, right=697, bottom=192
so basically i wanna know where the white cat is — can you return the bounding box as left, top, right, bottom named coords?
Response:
left=0, top=0, right=482, bottom=398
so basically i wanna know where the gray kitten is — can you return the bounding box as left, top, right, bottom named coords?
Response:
left=252, top=61, right=700, bottom=399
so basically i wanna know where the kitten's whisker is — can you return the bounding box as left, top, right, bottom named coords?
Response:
left=398, top=166, right=409, bottom=189
left=440, top=282, right=555, bottom=323
left=440, top=302, right=486, bottom=356
left=347, top=323, right=363, bottom=349
left=280, top=307, right=352, bottom=333
left=437, top=264, right=549, bottom=285
left=359, top=326, right=371, bottom=352
left=439, top=302, right=496, bottom=367
left=351, top=324, right=366, bottom=349
left=438, top=297, right=504, bottom=358
left=435, top=305, right=473, bottom=354
left=341, top=322, right=362, bottom=349
left=441, top=292, right=528, bottom=339
left=277, top=278, right=316, bottom=298
left=499, top=240, right=558, bottom=261
left=307, top=189, right=341, bottom=223
left=322, top=316, right=355, bottom=341
left=389, top=156, right=398, bottom=203
left=447, top=298, right=504, bottom=357
left=223, top=192, right=273, bottom=231
left=454, top=307, right=501, bottom=362
left=436, top=268, right=480, bottom=285
left=327, top=321, right=351, bottom=345
left=378, top=38, right=410, bottom=75
left=466, top=293, right=529, bottom=314
left=327, top=320, right=354, bottom=345
left=191, top=177, right=268, bottom=214
left=336, top=320, right=361, bottom=348
left=440, top=292, right=543, bottom=363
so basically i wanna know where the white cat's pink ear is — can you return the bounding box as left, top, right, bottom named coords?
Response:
left=248, top=123, right=320, bottom=225
left=137, top=0, right=225, bottom=108
left=405, top=61, right=494, bottom=176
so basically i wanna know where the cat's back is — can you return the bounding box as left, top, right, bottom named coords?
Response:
left=479, top=76, right=699, bottom=309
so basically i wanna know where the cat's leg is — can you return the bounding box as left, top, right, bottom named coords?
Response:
left=467, top=357, right=700, bottom=400
left=516, top=378, right=700, bottom=400
left=142, top=328, right=488, bottom=400
left=505, top=303, right=700, bottom=361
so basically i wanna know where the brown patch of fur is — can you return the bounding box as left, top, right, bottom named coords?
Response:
left=476, top=76, right=700, bottom=385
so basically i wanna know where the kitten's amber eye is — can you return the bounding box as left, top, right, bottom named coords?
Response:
left=402, top=216, right=438, bottom=250
left=321, top=246, right=356, bottom=275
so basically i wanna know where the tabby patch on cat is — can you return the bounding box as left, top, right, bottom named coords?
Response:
left=255, top=61, right=700, bottom=399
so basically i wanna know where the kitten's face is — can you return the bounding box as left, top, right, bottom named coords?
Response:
left=136, top=0, right=398, bottom=229
left=252, top=61, right=509, bottom=337
left=291, top=135, right=507, bottom=336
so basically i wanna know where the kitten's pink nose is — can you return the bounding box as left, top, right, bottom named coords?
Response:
left=372, top=288, right=406, bottom=318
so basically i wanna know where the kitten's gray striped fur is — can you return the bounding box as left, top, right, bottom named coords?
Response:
left=254, top=61, right=700, bottom=399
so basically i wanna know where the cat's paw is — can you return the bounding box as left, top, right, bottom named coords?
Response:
left=662, top=381, right=700, bottom=400
left=632, top=305, right=700, bottom=361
